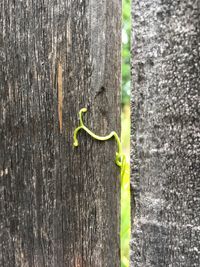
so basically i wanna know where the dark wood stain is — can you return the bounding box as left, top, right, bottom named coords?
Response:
left=57, top=61, right=63, bottom=133
left=0, top=0, right=121, bottom=266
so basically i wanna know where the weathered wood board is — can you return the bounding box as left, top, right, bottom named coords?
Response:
left=131, top=0, right=200, bottom=266
left=0, top=1, right=121, bottom=266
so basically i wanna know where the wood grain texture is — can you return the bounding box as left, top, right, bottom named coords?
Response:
left=131, top=0, right=200, bottom=266
left=0, top=0, right=121, bottom=266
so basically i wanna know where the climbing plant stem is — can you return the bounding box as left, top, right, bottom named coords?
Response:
left=73, top=108, right=126, bottom=177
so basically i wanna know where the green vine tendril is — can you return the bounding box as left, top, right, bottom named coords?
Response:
left=73, top=108, right=127, bottom=179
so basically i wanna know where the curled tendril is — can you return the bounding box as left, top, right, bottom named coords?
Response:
left=73, top=108, right=126, bottom=177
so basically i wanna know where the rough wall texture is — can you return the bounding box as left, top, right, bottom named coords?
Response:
left=0, top=0, right=121, bottom=266
left=131, top=0, right=200, bottom=266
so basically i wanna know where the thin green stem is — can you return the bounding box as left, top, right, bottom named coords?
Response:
left=73, top=108, right=126, bottom=174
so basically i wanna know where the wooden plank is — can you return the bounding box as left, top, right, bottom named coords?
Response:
left=0, top=0, right=121, bottom=266
left=131, top=0, right=200, bottom=266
